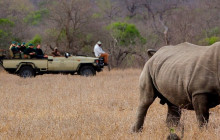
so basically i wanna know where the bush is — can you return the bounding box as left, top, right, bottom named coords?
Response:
left=28, top=34, right=42, bottom=46
left=24, top=9, right=49, bottom=25
left=207, top=36, right=220, bottom=45
left=198, top=36, right=220, bottom=45
left=107, top=22, right=146, bottom=46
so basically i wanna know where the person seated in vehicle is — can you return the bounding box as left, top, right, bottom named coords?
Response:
left=10, top=42, right=21, bottom=59
left=9, top=41, right=16, bottom=58
left=35, top=44, right=48, bottom=59
left=20, top=42, right=26, bottom=53
left=24, top=44, right=36, bottom=59
left=16, top=43, right=21, bottom=51
left=51, top=47, right=61, bottom=56
left=94, top=41, right=109, bottom=65
left=9, top=41, right=16, bottom=50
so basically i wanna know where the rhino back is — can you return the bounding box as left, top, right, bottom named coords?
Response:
left=148, top=42, right=220, bottom=108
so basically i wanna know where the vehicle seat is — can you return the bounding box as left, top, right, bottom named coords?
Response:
left=9, top=46, right=14, bottom=58
left=13, top=53, right=21, bottom=59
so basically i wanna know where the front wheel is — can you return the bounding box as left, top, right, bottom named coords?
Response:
left=79, top=66, right=96, bottom=77
left=19, top=66, right=35, bottom=78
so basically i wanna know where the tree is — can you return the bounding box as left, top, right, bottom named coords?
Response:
left=0, top=0, right=219, bottom=68
left=107, top=22, right=146, bottom=67
left=24, top=9, right=49, bottom=26
left=46, top=0, right=93, bottom=54
left=139, top=0, right=181, bottom=45
left=0, top=0, right=35, bottom=48
left=0, top=18, right=15, bottom=48
left=121, top=0, right=141, bottom=18
left=95, top=0, right=121, bottom=23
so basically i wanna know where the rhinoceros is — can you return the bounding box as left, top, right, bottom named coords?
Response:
left=132, top=42, right=220, bottom=132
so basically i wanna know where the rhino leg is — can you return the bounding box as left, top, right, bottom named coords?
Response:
left=192, top=94, right=209, bottom=127
left=166, top=104, right=181, bottom=127
left=132, top=89, right=155, bottom=132
left=132, top=70, right=156, bottom=132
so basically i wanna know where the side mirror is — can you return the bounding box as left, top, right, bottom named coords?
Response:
left=65, top=52, right=70, bottom=58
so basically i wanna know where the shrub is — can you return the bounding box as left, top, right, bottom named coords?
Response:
left=28, top=34, right=42, bottom=46
left=107, top=22, right=146, bottom=46
left=198, top=36, right=220, bottom=45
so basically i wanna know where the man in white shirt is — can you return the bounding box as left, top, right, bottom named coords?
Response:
left=94, top=41, right=109, bottom=65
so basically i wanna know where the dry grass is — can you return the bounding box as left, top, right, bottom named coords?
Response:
left=0, top=69, right=220, bottom=139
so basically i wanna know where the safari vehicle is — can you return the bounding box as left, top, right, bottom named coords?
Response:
left=0, top=51, right=104, bottom=77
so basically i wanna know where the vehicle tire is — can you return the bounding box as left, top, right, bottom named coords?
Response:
left=79, top=66, right=96, bottom=77
left=19, top=66, right=35, bottom=78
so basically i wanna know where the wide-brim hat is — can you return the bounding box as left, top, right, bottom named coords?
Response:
left=97, top=41, right=102, bottom=45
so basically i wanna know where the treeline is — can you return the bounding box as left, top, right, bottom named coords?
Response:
left=0, top=0, right=219, bottom=68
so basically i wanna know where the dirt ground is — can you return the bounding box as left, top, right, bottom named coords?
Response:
left=0, top=69, right=220, bottom=139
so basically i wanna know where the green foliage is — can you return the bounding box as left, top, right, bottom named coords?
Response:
left=199, top=27, right=220, bottom=45
left=24, top=9, right=49, bottom=25
left=199, top=36, right=220, bottom=45
left=28, top=34, right=42, bottom=46
left=206, top=36, right=220, bottom=45
left=0, top=18, right=15, bottom=48
left=107, top=22, right=146, bottom=46
left=0, top=18, right=15, bottom=27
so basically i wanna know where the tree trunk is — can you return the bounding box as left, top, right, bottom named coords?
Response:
left=159, top=14, right=169, bottom=45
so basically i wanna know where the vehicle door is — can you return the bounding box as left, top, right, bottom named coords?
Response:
left=47, top=56, right=74, bottom=71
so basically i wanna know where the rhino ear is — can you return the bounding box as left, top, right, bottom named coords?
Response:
left=147, top=49, right=157, bottom=58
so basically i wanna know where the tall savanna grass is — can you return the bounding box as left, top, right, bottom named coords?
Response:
left=0, top=69, right=220, bottom=139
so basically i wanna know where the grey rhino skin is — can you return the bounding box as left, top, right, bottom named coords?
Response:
left=132, top=42, right=220, bottom=132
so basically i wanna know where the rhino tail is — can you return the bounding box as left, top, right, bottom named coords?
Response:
left=147, top=49, right=157, bottom=58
